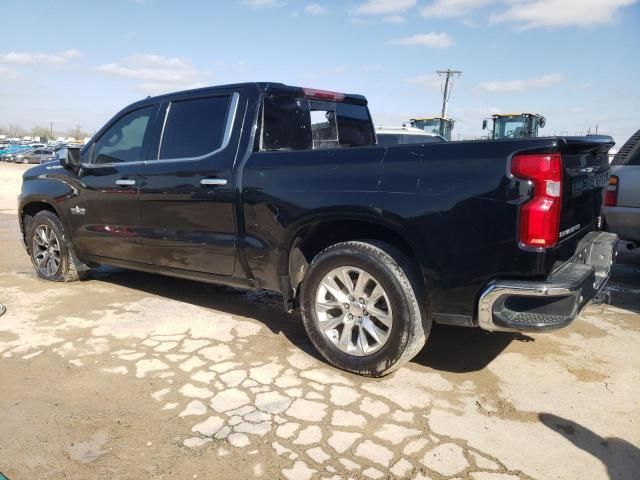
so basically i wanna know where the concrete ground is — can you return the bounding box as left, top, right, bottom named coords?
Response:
left=0, top=163, right=638, bottom=480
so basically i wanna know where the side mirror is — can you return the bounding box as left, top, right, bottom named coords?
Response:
left=60, top=147, right=82, bottom=172
left=539, top=116, right=546, bottom=128
left=482, top=119, right=488, bottom=130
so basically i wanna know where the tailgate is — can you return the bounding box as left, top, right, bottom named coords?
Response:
left=558, top=136, right=614, bottom=241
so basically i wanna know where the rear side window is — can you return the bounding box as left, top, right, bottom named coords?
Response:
left=93, top=106, right=154, bottom=164
left=159, top=95, right=230, bottom=160
left=261, top=95, right=374, bottom=151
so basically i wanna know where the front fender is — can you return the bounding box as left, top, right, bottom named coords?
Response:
left=19, top=171, right=80, bottom=246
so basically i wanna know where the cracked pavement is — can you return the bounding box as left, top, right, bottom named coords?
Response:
left=1, top=164, right=639, bottom=480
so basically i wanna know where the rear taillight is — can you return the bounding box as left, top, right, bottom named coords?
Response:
left=303, top=88, right=346, bottom=102
left=604, top=175, right=618, bottom=207
left=511, top=153, right=563, bottom=249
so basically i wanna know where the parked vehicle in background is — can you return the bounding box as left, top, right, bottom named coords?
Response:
left=40, top=147, right=67, bottom=164
left=408, top=117, right=455, bottom=141
left=482, top=113, right=546, bottom=139
left=376, top=126, right=446, bottom=145
left=603, top=129, right=640, bottom=245
left=15, top=148, right=54, bottom=164
left=18, top=82, right=617, bottom=376
left=0, top=144, right=31, bottom=161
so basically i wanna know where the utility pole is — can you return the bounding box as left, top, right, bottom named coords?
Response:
left=436, top=69, right=462, bottom=137
left=50, top=122, right=53, bottom=139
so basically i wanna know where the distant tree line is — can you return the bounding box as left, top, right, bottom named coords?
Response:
left=0, top=124, right=91, bottom=139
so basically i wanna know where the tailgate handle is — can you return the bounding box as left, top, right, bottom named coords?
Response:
left=115, top=179, right=136, bottom=186
left=200, top=178, right=227, bottom=186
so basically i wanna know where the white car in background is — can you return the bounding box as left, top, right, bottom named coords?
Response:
left=603, top=129, right=640, bottom=246
left=376, top=125, right=446, bottom=146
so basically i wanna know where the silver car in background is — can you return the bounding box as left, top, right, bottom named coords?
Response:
left=603, top=129, right=640, bottom=246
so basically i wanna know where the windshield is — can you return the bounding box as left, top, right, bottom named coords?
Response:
left=494, top=115, right=528, bottom=139
left=411, top=119, right=440, bottom=135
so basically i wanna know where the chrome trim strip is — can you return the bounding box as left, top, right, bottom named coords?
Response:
left=115, top=179, right=136, bottom=186
left=200, top=178, right=228, bottom=186
left=157, top=102, right=171, bottom=160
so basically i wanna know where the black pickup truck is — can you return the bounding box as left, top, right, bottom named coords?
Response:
left=18, top=82, right=617, bottom=376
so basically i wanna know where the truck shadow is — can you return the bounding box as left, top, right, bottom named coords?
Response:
left=539, top=413, right=640, bottom=480
left=605, top=262, right=640, bottom=315
left=412, top=325, right=533, bottom=373
left=92, top=267, right=531, bottom=374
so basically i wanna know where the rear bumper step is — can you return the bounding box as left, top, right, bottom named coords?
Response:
left=477, top=232, right=618, bottom=332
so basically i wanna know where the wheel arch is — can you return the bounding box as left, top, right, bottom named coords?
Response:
left=19, top=197, right=65, bottom=251
left=281, top=212, right=429, bottom=298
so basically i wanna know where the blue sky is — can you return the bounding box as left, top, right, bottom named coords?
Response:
left=0, top=0, right=638, bottom=146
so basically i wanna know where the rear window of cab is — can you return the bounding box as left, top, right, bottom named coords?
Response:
left=260, top=95, right=375, bottom=151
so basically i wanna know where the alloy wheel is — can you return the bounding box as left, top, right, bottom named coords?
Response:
left=32, top=224, right=61, bottom=277
left=314, top=266, right=393, bottom=356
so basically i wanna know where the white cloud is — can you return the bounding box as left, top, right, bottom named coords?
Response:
left=355, top=0, right=416, bottom=15
left=96, top=54, right=205, bottom=94
left=126, top=54, right=190, bottom=69
left=243, top=0, right=287, bottom=7
left=361, top=64, right=383, bottom=72
left=405, top=74, right=442, bottom=89
left=304, top=3, right=327, bottom=15
left=421, top=0, right=496, bottom=18
left=0, top=50, right=83, bottom=65
left=333, top=66, right=348, bottom=75
left=382, top=15, right=405, bottom=23
left=492, top=0, right=637, bottom=29
left=388, top=32, right=454, bottom=48
left=478, top=73, right=564, bottom=92
left=0, top=66, right=20, bottom=79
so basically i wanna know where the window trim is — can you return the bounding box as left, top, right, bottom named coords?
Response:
left=153, top=91, right=239, bottom=164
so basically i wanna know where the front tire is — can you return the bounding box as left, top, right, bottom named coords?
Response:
left=28, top=210, right=83, bottom=282
left=300, top=241, right=430, bottom=377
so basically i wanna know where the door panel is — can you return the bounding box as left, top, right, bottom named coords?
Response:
left=138, top=92, right=241, bottom=275
left=68, top=104, right=159, bottom=262
left=69, top=163, right=148, bottom=262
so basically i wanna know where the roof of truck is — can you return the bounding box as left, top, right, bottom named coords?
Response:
left=139, top=82, right=368, bottom=106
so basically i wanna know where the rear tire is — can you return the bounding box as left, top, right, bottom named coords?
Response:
left=28, top=210, right=85, bottom=282
left=300, top=240, right=430, bottom=377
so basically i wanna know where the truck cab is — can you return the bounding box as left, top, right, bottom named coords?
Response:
left=408, top=117, right=455, bottom=141
left=483, top=113, right=546, bottom=139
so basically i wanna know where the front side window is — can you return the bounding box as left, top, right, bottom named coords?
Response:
left=159, top=95, right=230, bottom=160
left=93, top=106, right=154, bottom=164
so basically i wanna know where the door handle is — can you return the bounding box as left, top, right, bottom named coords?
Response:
left=115, top=179, right=136, bottom=186
left=200, top=178, right=228, bottom=186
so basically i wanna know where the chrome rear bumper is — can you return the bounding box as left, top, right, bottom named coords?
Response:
left=478, top=232, right=618, bottom=332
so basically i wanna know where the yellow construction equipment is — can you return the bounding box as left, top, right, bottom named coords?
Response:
left=482, top=113, right=546, bottom=139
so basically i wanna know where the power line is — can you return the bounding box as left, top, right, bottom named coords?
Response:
left=436, top=69, right=461, bottom=137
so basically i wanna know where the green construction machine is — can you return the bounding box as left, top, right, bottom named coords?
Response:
left=482, top=113, right=546, bottom=140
